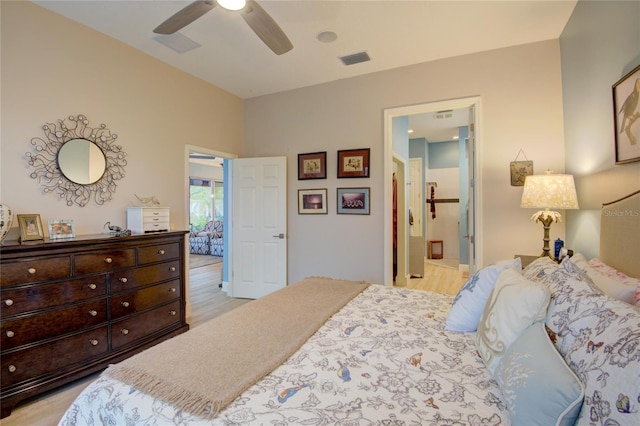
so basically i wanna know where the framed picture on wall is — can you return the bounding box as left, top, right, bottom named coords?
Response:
left=337, top=187, right=370, bottom=215
left=613, top=63, right=640, bottom=164
left=337, top=148, right=370, bottom=178
left=298, top=152, right=327, bottom=180
left=17, top=214, right=44, bottom=241
left=298, top=189, right=328, bottom=214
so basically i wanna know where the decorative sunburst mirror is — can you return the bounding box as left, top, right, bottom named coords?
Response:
left=26, top=114, right=127, bottom=206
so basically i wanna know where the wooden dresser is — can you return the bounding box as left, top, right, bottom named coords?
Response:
left=0, top=231, right=189, bottom=418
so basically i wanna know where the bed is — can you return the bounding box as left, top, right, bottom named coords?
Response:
left=59, top=191, right=640, bottom=426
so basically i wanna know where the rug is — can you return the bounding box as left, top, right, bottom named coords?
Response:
left=104, top=277, right=370, bottom=420
left=189, top=254, right=222, bottom=269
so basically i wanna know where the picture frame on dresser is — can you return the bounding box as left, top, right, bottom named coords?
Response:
left=612, top=63, right=640, bottom=164
left=48, top=219, right=75, bottom=240
left=16, top=214, right=44, bottom=241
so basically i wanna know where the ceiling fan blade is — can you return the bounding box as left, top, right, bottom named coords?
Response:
left=241, top=0, right=293, bottom=55
left=154, top=1, right=217, bottom=35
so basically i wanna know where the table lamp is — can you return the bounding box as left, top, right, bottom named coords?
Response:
left=520, top=170, right=579, bottom=258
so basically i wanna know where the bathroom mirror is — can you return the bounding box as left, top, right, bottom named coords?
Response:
left=57, top=138, right=107, bottom=185
left=27, top=114, right=127, bottom=206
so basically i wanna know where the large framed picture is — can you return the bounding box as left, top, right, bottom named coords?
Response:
left=337, top=148, right=370, bottom=178
left=298, top=151, right=327, bottom=180
left=298, top=189, right=328, bottom=214
left=48, top=219, right=75, bottom=240
left=17, top=214, right=44, bottom=241
left=613, top=64, right=640, bottom=164
left=337, top=187, right=370, bottom=215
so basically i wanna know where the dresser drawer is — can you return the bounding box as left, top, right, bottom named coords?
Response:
left=138, top=242, right=180, bottom=265
left=111, top=300, right=181, bottom=350
left=111, top=280, right=181, bottom=320
left=1, top=299, right=108, bottom=350
left=141, top=208, right=170, bottom=219
left=1, top=326, right=108, bottom=388
left=1, top=257, right=71, bottom=287
left=0, top=276, right=107, bottom=318
left=74, top=249, right=135, bottom=274
left=111, top=261, right=181, bottom=292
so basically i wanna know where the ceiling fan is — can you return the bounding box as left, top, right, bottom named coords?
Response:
left=153, top=0, right=293, bottom=55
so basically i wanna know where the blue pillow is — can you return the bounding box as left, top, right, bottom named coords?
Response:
left=445, top=265, right=504, bottom=332
left=494, top=322, right=584, bottom=426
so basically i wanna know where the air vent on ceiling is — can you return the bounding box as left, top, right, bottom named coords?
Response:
left=153, top=33, right=201, bottom=54
left=433, top=110, right=454, bottom=119
left=339, top=51, right=371, bottom=66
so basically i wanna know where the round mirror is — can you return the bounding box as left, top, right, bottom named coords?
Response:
left=57, top=138, right=107, bottom=185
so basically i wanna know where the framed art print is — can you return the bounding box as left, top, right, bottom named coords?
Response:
left=298, top=189, right=328, bottom=214
left=48, top=219, right=75, bottom=240
left=17, top=214, right=44, bottom=241
left=337, top=187, right=370, bottom=215
left=613, top=64, right=640, bottom=164
left=337, top=148, right=370, bottom=178
left=298, top=151, right=327, bottom=180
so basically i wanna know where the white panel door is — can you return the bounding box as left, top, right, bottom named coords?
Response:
left=408, top=157, right=423, bottom=237
left=230, top=157, right=287, bottom=299
left=467, top=106, right=477, bottom=274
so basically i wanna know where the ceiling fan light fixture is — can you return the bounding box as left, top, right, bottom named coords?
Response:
left=217, top=0, right=246, bottom=11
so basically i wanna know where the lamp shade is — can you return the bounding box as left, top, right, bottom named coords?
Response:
left=521, top=173, right=579, bottom=209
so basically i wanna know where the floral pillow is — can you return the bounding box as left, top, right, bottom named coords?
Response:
left=569, top=253, right=637, bottom=304
left=522, top=255, right=559, bottom=283
left=558, top=292, right=640, bottom=426
left=588, top=257, right=640, bottom=306
left=475, top=269, right=550, bottom=374
left=542, top=258, right=640, bottom=425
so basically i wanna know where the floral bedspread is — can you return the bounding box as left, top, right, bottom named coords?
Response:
left=59, top=285, right=509, bottom=425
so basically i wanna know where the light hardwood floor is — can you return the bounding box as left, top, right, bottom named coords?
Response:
left=2, top=260, right=465, bottom=425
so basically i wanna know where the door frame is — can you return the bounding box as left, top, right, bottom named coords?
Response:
left=383, top=96, right=483, bottom=285
left=184, top=145, right=237, bottom=321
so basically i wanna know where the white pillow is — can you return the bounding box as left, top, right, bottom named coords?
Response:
left=571, top=254, right=636, bottom=304
left=475, top=269, right=550, bottom=374
left=445, top=258, right=522, bottom=332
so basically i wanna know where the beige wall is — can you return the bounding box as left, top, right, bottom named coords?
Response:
left=245, top=40, right=566, bottom=284
left=1, top=2, right=244, bottom=237
left=2, top=2, right=569, bottom=286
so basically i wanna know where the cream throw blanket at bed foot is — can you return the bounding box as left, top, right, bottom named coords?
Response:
left=105, top=277, right=370, bottom=420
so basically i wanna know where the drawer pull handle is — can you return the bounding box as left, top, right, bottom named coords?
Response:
left=168, top=287, right=176, bottom=293
left=89, top=339, right=99, bottom=346
left=6, top=330, right=15, bottom=338
left=158, top=249, right=166, bottom=255
left=28, top=267, right=37, bottom=274
left=121, top=301, right=130, bottom=308
left=170, top=266, right=176, bottom=272
left=89, top=310, right=98, bottom=317
left=121, top=328, right=129, bottom=335
left=169, top=310, right=177, bottom=316
left=104, top=257, right=113, bottom=264
left=88, top=283, right=97, bottom=290
left=4, top=299, right=14, bottom=307
left=119, top=277, right=128, bottom=283
left=8, top=365, right=16, bottom=373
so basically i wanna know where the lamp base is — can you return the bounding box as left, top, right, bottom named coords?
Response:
left=534, top=212, right=557, bottom=259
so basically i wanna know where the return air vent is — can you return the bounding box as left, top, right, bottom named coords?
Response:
left=339, top=51, right=371, bottom=66
left=433, top=110, right=454, bottom=119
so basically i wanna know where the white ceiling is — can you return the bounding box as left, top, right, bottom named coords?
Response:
left=33, top=0, right=577, bottom=141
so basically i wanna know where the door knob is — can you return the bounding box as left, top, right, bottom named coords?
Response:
left=272, top=233, right=285, bottom=239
